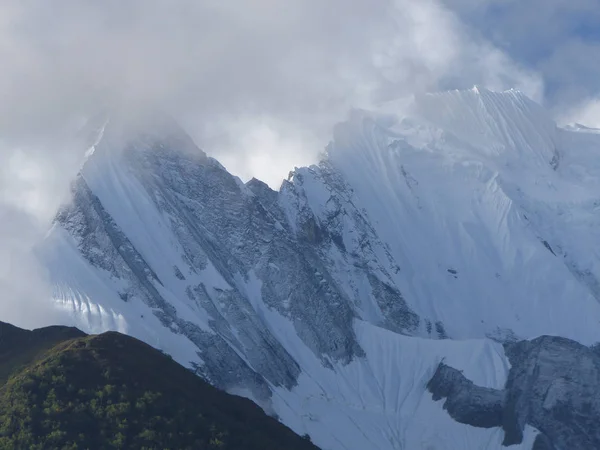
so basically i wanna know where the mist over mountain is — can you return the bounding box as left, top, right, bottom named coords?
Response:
left=25, top=87, right=600, bottom=449
left=1, top=1, right=599, bottom=449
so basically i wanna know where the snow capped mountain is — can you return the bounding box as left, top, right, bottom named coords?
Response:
left=328, top=88, right=600, bottom=344
left=36, top=88, right=600, bottom=449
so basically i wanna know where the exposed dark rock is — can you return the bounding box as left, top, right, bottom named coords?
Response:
left=173, top=265, right=186, bottom=280
left=427, top=363, right=504, bottom=428
left=428, top=335, right=600, bottom=449
left=532, top=433, right=556, bottom=450
left=435, top=321, right=449, bottom=339
left=542, top=240, right=556, bottom=256
left=55, top=118, right=422, bottom=406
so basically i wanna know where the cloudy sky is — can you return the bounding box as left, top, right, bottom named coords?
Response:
left=1, top=1, right=598, bottom=185
left=0, top=0, right=599, bottom=326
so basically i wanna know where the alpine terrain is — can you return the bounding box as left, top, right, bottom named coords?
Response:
left=35, top=87, right=600, bottom=449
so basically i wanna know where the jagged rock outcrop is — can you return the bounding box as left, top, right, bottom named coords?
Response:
left=427, top=363, right=504, bottom=428
left=48, top=114, right=422, bottom=402
left=428, top=336, right=600, bottom=450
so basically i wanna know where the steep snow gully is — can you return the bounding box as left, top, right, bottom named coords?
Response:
left=36, top=88, right=600, bottom=449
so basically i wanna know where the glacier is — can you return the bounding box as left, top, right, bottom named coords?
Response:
left=35, top=88, right=600, bottom=449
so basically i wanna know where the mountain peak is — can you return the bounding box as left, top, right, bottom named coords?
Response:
left=327, top=87, right=559, bottom=179
left=81, top=108, right=205, bottom=164
left=37, top=85, right=600, bottom=450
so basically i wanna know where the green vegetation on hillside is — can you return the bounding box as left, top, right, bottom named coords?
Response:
left=0, top=322, right=317, bottom=450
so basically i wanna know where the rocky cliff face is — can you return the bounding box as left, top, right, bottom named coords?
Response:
left=428, top=336, right=600, bottom=450
left=37, top=89, right=600, bottom=449
left=46, top=113, right=423, bottom=405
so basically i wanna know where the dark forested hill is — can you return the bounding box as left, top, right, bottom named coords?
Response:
left=0, top=321, right=318, bottom=450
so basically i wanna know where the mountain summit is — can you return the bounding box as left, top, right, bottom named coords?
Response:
left=36, top=88, right=600, bottom=449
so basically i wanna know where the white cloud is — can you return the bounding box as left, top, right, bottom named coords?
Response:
left=442, top=0, right=600, bottom=109
left=184, top=0, right=543, bottom=186
left=0, top=0, right=547, bottom=327
left=561, top=98, right=600, bottom=128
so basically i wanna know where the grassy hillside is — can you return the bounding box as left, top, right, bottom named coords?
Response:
left=0, top=322, right=317, bottom=450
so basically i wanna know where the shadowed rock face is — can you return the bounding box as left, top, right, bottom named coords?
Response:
left=427, top=336, right=600, bottom=450
left=532, top=433, right=555, bottom=450
left=427, top=363, right=504, bottom=429
left=54, top=117, right=421, bottom=405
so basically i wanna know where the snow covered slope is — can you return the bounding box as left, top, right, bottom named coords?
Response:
left=36, top=88, right=600, bottom=449
left=324, top=87, right=600, bottom=344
